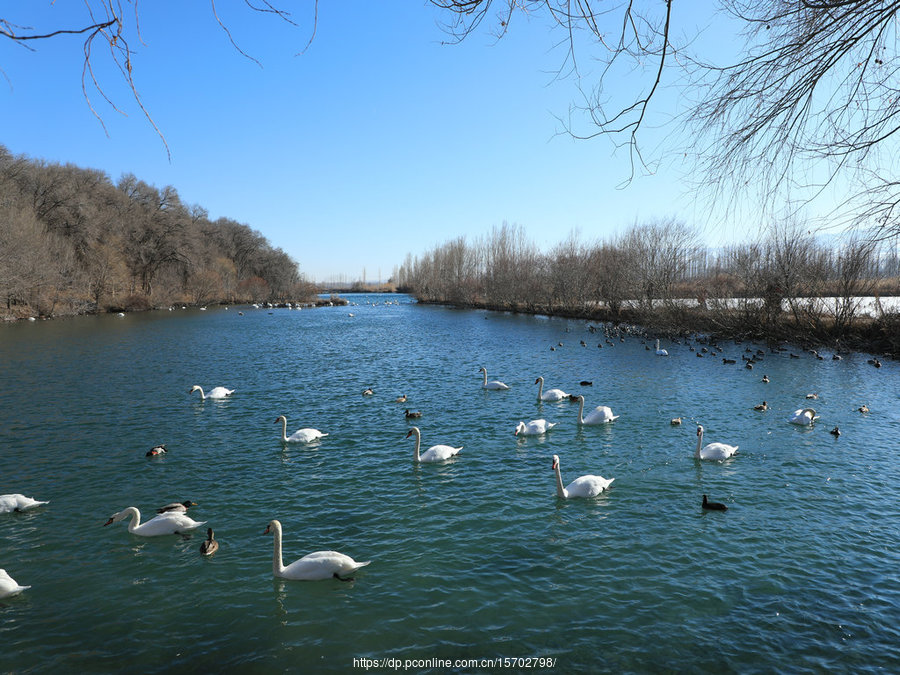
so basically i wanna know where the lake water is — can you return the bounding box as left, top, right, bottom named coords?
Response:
left=1, top=294, right=899, bottom=673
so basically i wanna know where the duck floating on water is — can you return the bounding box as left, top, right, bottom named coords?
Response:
left=146, top=444, right=167, bottom=457
left=702, top=495, right=728, bottom=511
left=200, top=528, right=219, bottom=556
left=157, top=500, right=196, bottom=514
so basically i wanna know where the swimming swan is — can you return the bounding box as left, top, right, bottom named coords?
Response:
left=0, top=494, right=49, bottom=514
left=515, top=419, right=557, bottom=436
left=0, top=569, right=30, bottom=598
left=275, top=415, right=328, bottom=443
left=655, top=339, right=668, bottom=356
left=103, top=506, right=206, bottom=536
left=264, top=519, right=370, bottom=581
left=574, top=395, right=618, bottom=425
left=405, top=426, right=462, bottom=463
left=551, top=454, right=614, bottom=498
left=535, top=376, right=568, bottom=402
left=189, top=385, right=234, bottom=400
left=694, top=425, right=738, bottom=460
left=480, top=367, right=510, bottom=390
left=789, top=408, right=819, bottom=426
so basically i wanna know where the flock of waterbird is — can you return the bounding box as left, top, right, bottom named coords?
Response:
left=2, top=323, right=881, bottom=596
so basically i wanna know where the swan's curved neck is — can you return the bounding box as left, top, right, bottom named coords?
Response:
left=695, top=429, right=703, bottom=458
left=536, top=378, right=543, bottom=401
left=411, top=429, right=421, bottom=462
left=577, top=396, right=585, bottom=424
left=553, top=462, right=567, bottom=498
left=195, top=387, right=206, bottom=400
left=279, top=417, right=289, bottom=442
left=271, top=522, right=285, bottom=575
left=124, top=507, right=142, bottom=533
left=481, top=370, right=488, bottom=386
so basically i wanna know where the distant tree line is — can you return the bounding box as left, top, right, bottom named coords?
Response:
left=397, top=221, right=900, bottom=354
left=0, top=146, right=316, bottom=318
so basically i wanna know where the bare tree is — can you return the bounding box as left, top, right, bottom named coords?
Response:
left=547, top=231, right=591, bottom=311
left=829, top=237, right=879, bottom=332
left=587, top=240, right=634, bottom=317
left=432, top=1, right=900, bottom=238
left=620, top=218, right=697, bottom=311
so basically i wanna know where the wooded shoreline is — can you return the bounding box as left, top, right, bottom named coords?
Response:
left=397, top=222, right=900, bottom=359
left=0, top=147, right=318, bottom=320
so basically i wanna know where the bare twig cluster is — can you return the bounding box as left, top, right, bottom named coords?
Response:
left=430, top=1, right=900, bottom=238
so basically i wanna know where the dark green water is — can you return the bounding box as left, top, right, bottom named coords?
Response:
left=1, top=294, right=899, bottom=673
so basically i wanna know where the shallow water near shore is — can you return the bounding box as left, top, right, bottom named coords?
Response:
left=2, top=294, right=899, bottom=673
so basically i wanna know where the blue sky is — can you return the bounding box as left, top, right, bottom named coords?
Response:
left=2, top=3, right=736, bottom=283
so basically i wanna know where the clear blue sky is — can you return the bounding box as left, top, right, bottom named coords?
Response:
left=2, top=3, right=736, bottom=283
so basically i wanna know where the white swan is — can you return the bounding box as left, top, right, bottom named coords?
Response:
left=515, top=419, right=557, bottom=436
left=264, top=519, right=370, bottom=581
left=694, top=425, right=738, bottom=460
left=0, top=569, right=30, bottom=598
left=551, top=454, right=614, bottom=498
left=405, top=426, right=462, bottom=463
left=275, top=415, right=328, bottom=443
left=535, top=376, right=568, bottom=402
left=103, top=506, right=206, bottom=536
left=189, top=385, right=234, bottom=400
left=0, top=494, right=49, bottom=514
left=655, top=339, right=668, bottom=356
left=574, top=395, right=618, bottom=425
left=479, top=367, right=510, bottom=390
left=789, top=408, right=819, bottom=426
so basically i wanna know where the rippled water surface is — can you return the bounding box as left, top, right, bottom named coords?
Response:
left=2, top=294, right=899, bottom=673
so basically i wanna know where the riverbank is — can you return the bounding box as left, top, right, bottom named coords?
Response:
left=1, top=295, right=348, bottom=322
left=414, top=297, right=900, bottom=359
